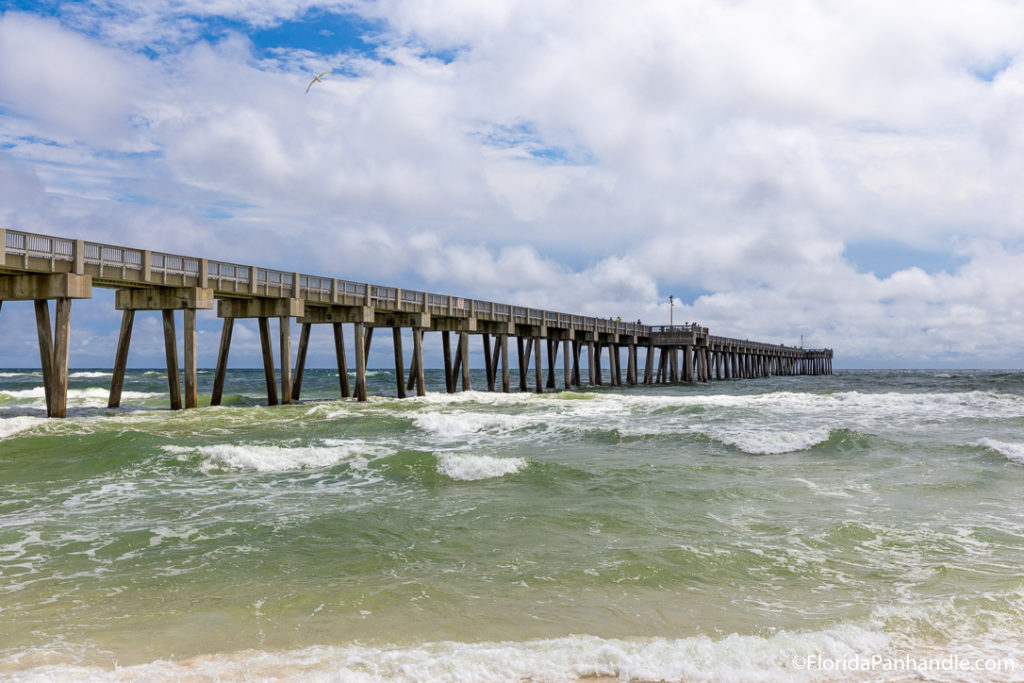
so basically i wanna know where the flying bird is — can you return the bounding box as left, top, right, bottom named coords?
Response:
left=305, top=71, right=332, bottom=93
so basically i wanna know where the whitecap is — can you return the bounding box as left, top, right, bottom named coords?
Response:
left=162, top=440, right=378, bottom=473
left=436, top=453, right=528, bottom=481
left=714, top=427, right=832, bottom=455
left=0, top=415, right=44, bottom=440
left=413, top=411, right=532, bottom=439
left=979, top=438, right=1024, bottom=466
left=69, top=371, right=112, bottom=379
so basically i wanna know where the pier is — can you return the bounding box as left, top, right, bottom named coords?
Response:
left=0, top=228, right=833, bottom=417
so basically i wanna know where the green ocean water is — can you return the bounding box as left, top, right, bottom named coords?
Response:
left=2, top=368, right=1024, bottom=681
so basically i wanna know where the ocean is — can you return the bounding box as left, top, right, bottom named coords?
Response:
left=1, top=368, right=1023, bottom=681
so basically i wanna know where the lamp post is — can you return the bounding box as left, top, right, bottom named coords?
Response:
left=669, top=295, right=675, bottom=327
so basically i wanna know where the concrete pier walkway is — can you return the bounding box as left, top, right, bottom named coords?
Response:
left=0, top=227, right=833, bottom=417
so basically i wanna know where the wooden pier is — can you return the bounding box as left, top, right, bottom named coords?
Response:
left=0, top=228, right=833, bottom=417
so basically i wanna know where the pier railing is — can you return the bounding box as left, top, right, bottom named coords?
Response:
left=2, top=227, right=658, bottom=336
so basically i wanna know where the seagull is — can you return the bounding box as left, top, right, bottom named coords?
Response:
left=305, top=71, right=332, bottom=94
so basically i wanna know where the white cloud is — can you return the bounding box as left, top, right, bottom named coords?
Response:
left=2, top=1, right=1024, bottom=367
left=0, top=13, right=152, bottom=147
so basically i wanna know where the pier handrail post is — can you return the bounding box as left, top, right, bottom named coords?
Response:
left=72, top=240, right=85, bottom=275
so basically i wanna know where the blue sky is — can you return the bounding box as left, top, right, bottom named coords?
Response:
left=2, top=0, right=1024, bottom=369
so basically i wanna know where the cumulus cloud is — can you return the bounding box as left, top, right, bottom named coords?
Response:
left=2, top=1, right=1024, bottom=367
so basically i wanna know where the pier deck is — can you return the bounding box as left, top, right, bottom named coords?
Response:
left=0, top=228, right=833, bottom=417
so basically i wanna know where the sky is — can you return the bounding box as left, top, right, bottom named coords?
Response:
left=2, top=0, right=1024, bottom=370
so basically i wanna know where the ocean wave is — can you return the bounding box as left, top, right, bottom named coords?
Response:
left=69, top=371, right=112, bottom=379
left=436, top=453, right=528, bottom=481
left=979, top=438, right=1024, bottom=465
left=713, top=427, right=833, bottom=455
left=0, top=387, right=159, bottom=404
left=0, top=628, right=892, bottom=682
left=162, top=440, right=382, bottom=473
left=0, top=415, right=44, bottom=440
left=413, top=411, right=533, bottom=439
left=0, top=371, right=40, bottom=378
left=6, top=591, right=1024, bottom=682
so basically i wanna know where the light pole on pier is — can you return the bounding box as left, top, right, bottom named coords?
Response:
left=669, top=295, right=675, bottom=327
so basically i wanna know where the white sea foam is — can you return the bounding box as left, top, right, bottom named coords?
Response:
left=68, top=371, right=112, bottom=379
left=714, top=427, right=833, bottom=455
left=413, top=411, right=533, bottom=439
left=0, top=415, right=44, bottom=440
left=0, top=387, right=159, bottom=407
left=0, top=371, right=39, bottom=378
left=162, top=440, right=380, bottom=473
left=436, top=453, right=528, bottom=480
left=979, top=438, right=1024, bottom=465
left=0, top=627, right=901, bottom=682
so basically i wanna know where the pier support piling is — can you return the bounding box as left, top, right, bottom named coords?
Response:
left=354, top=322, right=367, bottom=401
left=442, top=331, right=454, bottom=393
left=460, top=331, right=471, bottom=391
left=292, top=322, right=311, bottom=401
left=184, top=309, right=198, bottom=408
left=210, top=318, right=233, bottom=406
left=534, top=335, right=543, bottom=394
left=162, top=310, right=182, bottom=410
left=563, top=339, right=571, bottom=390
left=393, top=327, right=407, bottom=399
left=413, top=328, right=426, bottom=397
left=334, top=322, right=350, bottom=398
left=34, top=300, right=55, bottom=415
left=501, top=335, right=511, bottom=392
left=258, top=317, right=278, bottom=405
